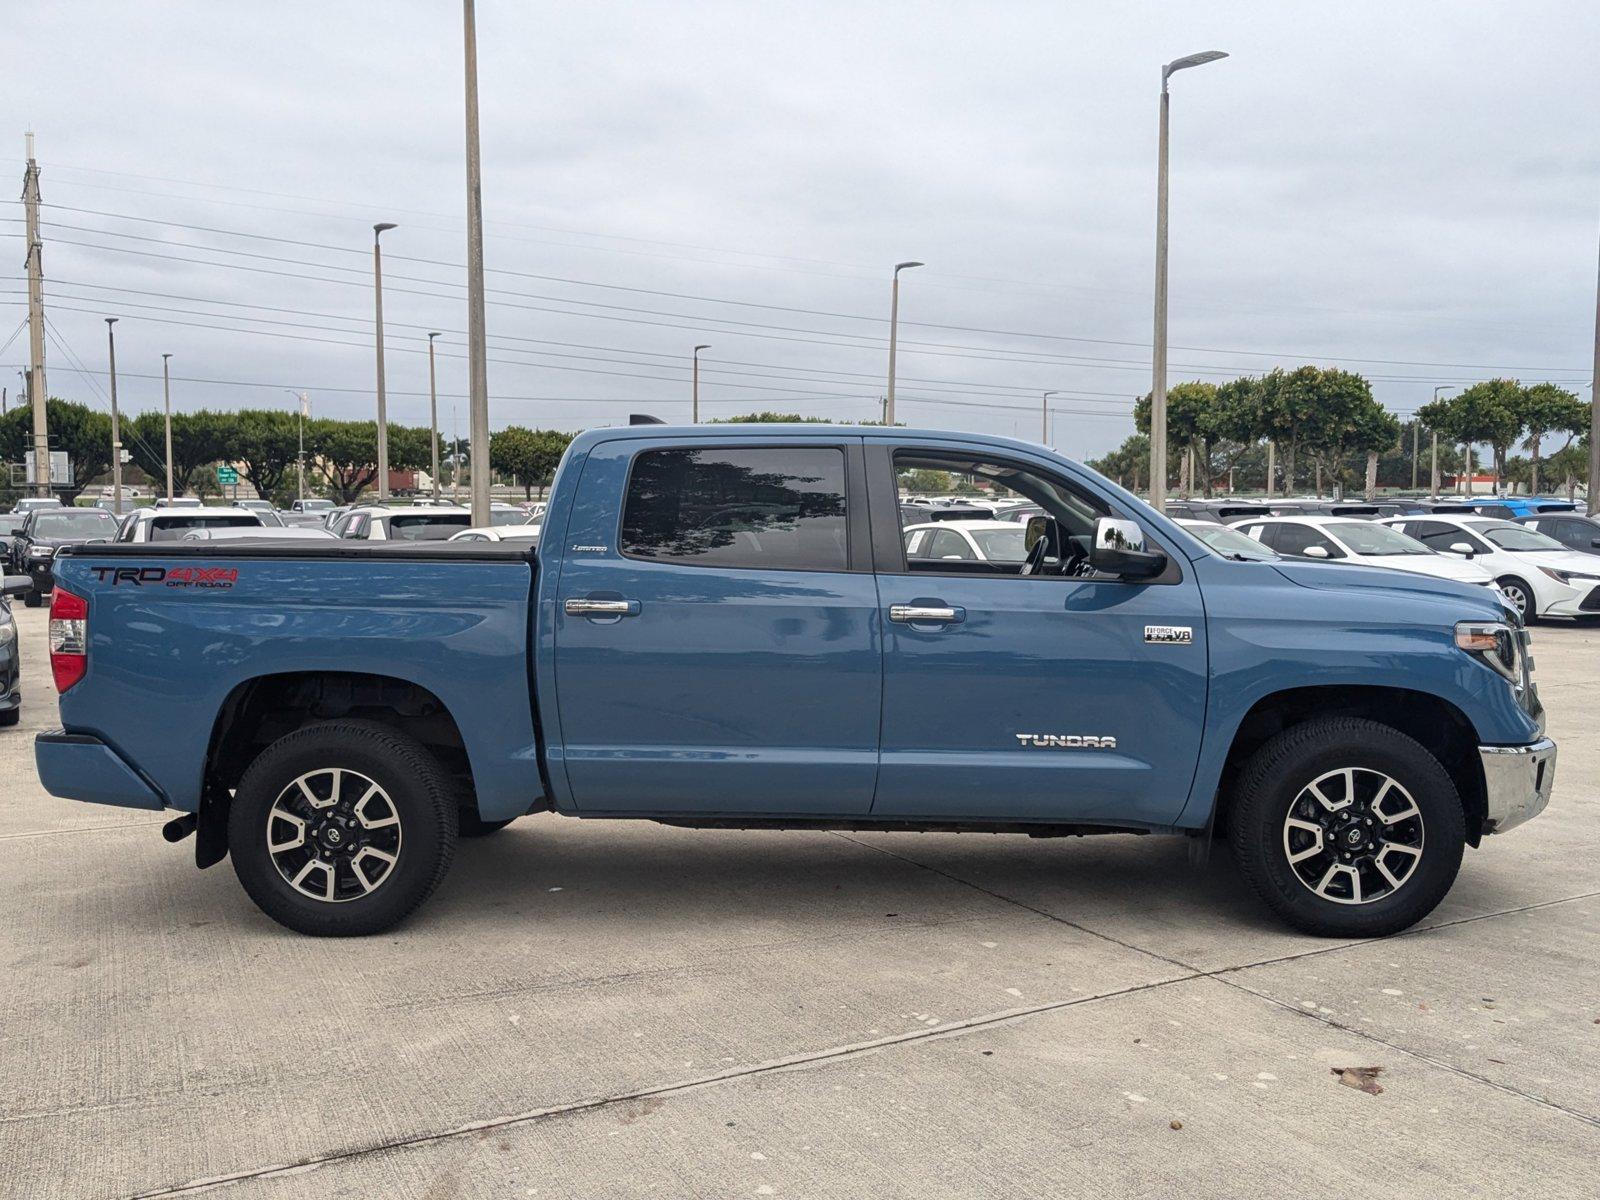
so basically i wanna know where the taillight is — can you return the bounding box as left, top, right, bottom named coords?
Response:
left=49, top=587, right=88, bottom=693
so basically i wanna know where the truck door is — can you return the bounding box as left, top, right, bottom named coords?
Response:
left=551, top=437, right=881, bottom=816
left=868, top=443, right=1208, bottom=826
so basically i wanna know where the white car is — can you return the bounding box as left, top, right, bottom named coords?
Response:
left=1380, top=515, right=1600, bottom=622
left=113, top=507, right=265, bottom=543
left=902, top=520, right=1028, bottom=565
left=1229, top=515, right=1498, bottom=589
left=330, top=505, right=473, bottom=542
left=447, top=525, right=542, bottom=544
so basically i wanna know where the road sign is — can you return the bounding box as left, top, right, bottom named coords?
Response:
left=216, top=466, right=239, bottom=485
left=23, top=450, right=74, bottom=486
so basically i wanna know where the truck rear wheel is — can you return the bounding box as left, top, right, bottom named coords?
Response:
left=228, top=721, right=459, bottom=936
left=1228, top=717, right=1465, bottom=938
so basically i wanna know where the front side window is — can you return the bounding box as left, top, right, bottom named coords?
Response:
left=621, top=447, right=848, bottom=572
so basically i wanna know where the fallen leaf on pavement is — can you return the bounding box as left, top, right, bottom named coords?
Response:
left=1331, top=1066, right=1384, bottom=1095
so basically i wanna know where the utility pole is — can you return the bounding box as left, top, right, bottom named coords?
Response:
left=1411, top=418, right=1420, bottom=491
left=1150, top=51, right=1228, bottom=513
left=885, top=261, right=923, bottom=427
left=23, top=133, right=50, bottom=498
left=286, top=390, right=309, bottom=502
left=105, top=319, right=123, bottom=514
left=1266, top=441, right=1276, bottom=499
left=1430, top=430, right=1439, bottom=496
left=1589, top=221, right=1600, bottom=515
left=161, top=353, right=175, bottom=501
left=692, top=344, right=710, bottom=423
left=452, top=403, right=462, bottom=501
left=425, top=333, right=442, bottom=501
left=372, top=222, right=397, bottom=501
left=463, top=0, right=492, bottom=527
left=1041, top=391, right=1060, bottom=445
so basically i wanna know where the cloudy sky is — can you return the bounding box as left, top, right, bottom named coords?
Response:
left=3, top=1, right=1597, bottom=461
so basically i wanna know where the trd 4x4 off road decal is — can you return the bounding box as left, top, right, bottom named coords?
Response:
left=89, top=566, right=238, bottom=589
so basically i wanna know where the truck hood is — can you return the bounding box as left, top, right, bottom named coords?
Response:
left=1270, top=560, right=1504, bottom=610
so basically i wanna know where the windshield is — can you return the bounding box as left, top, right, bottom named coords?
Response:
left=1190, top=524, right=1278, bottom=560
left=490, top=510, right=523, bottom=526
left=387, top=514, right=472, bottom=541
left=33, top=511, right=118, bottom=537
left=969, top=527, right=1027, bottom=562
left=1469, top=520, right=1565, bottom=552
left=1326, top=521, right=1432, bottom=555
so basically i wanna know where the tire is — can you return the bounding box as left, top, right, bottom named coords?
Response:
left=1495, top=576, right=1536, bottom=624
left=228, top=720, right=458, bottom=936
left=1228, top=717, right=1465, bottom=938
left=458, top=810, right=516, bottom=838
left=0, top=706, right=18, bottom=727
left=23, top=590, right=41, bottom=608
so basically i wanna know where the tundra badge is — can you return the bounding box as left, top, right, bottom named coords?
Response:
left=1145, top=625, right=1193, bottom=645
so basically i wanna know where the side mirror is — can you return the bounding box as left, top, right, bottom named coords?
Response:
left=9, top=528, right=24, bottom=538
left=1302, top=545, right=1331, bottom=559
left=1090, top=517, right=1167, bottom=579
left=1024, top=515, right=1050, bottom=553
left=1449, top=542, right=1476, bottom=557
left=1590, top=538, right=1600, bottom=549
left=2, top=575, right=31, bottom=597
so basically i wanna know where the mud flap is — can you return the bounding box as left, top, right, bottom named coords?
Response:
left=195, top=789, right=231, bottom=869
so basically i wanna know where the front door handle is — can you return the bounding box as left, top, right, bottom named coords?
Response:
left=889, top=604, right=964, bottom=624
left=564, top=598, right=641, bottom=617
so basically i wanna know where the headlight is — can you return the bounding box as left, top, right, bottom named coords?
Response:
left=29, top=546, right=54, bottom=558
left=1538, top=566, right=1600, bottom=585
left=1455, top=620, right=1521, bottom=683
left=0, top=621, right=14, bottom=646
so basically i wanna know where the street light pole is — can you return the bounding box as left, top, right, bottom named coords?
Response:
left=285, top=389, right=309, bottom=503
left=1589, top=222, right=1600, bottom=515
left=1430, top=385, right=1457, bottom=498
left=372, top=221, right=397, bottom=501
left=463, top=0, right=493, bottom=528
left=1149, top=49, right=1228, bottom=512
left=1041, top=390, right=1061, bottom=445
left=693, top=344, right=711, bottom=423
left=105, top=318, right=122, bottom=515
left=885, top=261, right=923, bottom=428
left=161, top=352, right=174, bottom=502
left=428, top=333, right=442, bottom=500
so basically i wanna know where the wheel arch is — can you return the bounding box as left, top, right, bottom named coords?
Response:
left=197, top=671, right=478, bottom=867
left=1214, top=685, right=1486, bottom=847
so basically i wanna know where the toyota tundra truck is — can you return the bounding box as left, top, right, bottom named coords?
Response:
left=34, top=425, right=1555, bottom=937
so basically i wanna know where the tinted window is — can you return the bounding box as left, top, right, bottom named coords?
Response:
left=1411, top=521, right=1484, bottom=553
left=387, top=514, right=472, bottom=541
left=1272, top=525, right=1342, bottom=558
left=620, top=448, right=847, bottom=571
left=149, top=515, right=259, bottom=542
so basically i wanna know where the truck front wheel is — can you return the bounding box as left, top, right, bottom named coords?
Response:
left=228, top=721, right=459, bottom=936
left=1228, top=717, right=1465, bottom=938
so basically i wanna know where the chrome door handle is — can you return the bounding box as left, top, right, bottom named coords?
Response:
left=889, top=604, right=963, bottom=624
left=564, top=599, right=640, bottom=616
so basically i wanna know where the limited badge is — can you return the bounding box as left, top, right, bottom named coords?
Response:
left=1145, top=625, right=1193, bottom=645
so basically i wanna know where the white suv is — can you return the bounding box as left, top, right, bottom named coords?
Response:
left=114, top=507, right=264, bottom=543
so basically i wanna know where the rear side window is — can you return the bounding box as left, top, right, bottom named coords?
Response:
left=621, top=447, right=847, bottom=571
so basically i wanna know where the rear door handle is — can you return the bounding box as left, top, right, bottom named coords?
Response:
left=889, top=604, right=964, bottom=624
left=564, top=599, right=641, bottom=617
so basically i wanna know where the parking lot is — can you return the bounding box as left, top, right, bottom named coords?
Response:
left=0, top=601, right=1596, bottom=1200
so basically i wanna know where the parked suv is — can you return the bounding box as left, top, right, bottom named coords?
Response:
left=7, top=507, right=121, bottom=606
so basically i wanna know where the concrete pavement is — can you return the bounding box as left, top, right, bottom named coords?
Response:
left=1, top=604, right=1595, bottom=1199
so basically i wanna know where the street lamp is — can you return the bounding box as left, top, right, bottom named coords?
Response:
left=885, top=261, right=923, bottom=427
left=104, top=318, right=123, bottom=515
left=372, top=221, right=397, bottom=501
left=1427, top=385, right=1457, bottom=496
left=463, top=0, right=493, bottom=528
left=428, top=333, right=442, bottom=501
left=161, top=353, right=174, bottom=502
left=285, top=389, right=310, bottom=503
left=1041, top=390, right=1061, bottom=445
left=692, top=344, right=711, bottom=424
left=1149, top=49, right=1228, bottom=510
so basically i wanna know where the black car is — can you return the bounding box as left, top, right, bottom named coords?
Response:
left=0, top=574, right=32, bottom=727
left=6, top=506, right=121, bottom=606
left=1517, top=511, right=1600, bottom=557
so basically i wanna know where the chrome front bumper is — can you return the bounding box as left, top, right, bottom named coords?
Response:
left=1479, top=738, right=1556, bottom=835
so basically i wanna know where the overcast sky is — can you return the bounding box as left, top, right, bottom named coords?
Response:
left=3, top=1, right=1597, bottom=461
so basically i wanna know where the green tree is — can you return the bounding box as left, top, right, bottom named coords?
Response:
left=490, top=427, right=574, bottom=498
left=126, top=409, right=229, bottom=497
left=1253, top=367, right=1329, bottom=494
left=1086, top=434, right=1151, bottom=493
left=1133, top=381, right=1218, bottom=496
left=1519, top=383, right=1586, bottom=495
left=0, top=397, right=112, bottom=503
left=1420, top=379, right=1524, bottom=490
left=711, top=412, right=831, bottom=424
left=305, top=420, right=432, bottom=503
left=221, top=409, right=302, bottom=501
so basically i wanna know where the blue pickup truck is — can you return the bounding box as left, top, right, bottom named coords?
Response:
left=35, top=425, right=1555, bottom=938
